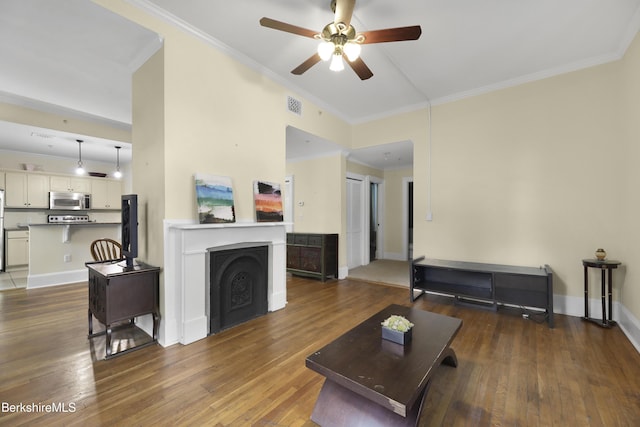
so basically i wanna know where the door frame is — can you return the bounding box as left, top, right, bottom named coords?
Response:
left=346, top=172, right=365, bottom=269
left=284, top=175, right=294, bottom=233
left=364, top=175, right=384, bottom=264
left=402, top=177, right=413, bottom=261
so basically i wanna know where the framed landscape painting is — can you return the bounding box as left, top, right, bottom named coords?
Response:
left=253, top=180, right=283, bottom=222
left=194, top=174, right=235, bottom=223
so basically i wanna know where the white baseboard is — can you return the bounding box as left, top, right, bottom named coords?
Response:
left=28, top=269, right=88, bottom=288
left=539, top=294, right=640, bottom=354
left=338, top=266, right=349, bottom=279
left=617, top=304, right=640, bottom=353
left=268, top=291, right=287, bottom=312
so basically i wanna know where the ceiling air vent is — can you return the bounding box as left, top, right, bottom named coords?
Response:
left=287, top=96, right=302, bottom=116
left=31, top=131, right=55, bottom=139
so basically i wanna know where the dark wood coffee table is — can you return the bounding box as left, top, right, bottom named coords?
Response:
left=305, top=304, right=462, bottom=426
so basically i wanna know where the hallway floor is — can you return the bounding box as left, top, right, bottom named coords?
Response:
left=0, top=268, right=28, bottom=291
left=347, top=259, right=410, bottom=288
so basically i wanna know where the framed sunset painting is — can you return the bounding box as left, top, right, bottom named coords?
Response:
left=194, top=174, right=236, bottom=223
left=253, top=180, right=284, bottom=222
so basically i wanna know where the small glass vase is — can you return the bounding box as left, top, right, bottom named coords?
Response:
left=595, top=248, right=607, bottom=261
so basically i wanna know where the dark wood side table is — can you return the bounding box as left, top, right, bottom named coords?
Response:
left=582, top=259, right=621, bottom=328
left=87, top=261, right=160, bottom=359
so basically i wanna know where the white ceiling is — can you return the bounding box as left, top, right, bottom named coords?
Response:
left=1, top=0, right=639, bottom=169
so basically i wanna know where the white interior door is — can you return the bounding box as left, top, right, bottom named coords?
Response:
left=347, top=175, right=364, bottom=269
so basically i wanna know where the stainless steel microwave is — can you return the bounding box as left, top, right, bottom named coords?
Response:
left=49, top=192, right=91, bottom=210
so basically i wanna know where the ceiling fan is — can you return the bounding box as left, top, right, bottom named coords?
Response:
left=259, top=0, right=421, bottom=80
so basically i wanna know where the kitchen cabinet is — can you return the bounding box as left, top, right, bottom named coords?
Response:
left=6, top=229, right=29, bottom=267
left=5, top=172, right=49, bottom=208
left=50, top=176, right=91, bottom=193
left=91, top=179, right=122, bottom=209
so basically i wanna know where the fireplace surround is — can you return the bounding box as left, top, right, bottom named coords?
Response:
left=163, top=221, right=288, bottom=345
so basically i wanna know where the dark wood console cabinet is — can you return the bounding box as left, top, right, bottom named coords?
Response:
left=286, top=233, right=338, bottom=281
left=87, top=261, right=160, bottom=359
left=411, top=257, right=554, bottom=327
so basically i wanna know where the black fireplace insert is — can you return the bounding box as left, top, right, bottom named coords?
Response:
left=208, top=244, right=269, bottom=334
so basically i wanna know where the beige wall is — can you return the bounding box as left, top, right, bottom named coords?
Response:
left=619, top=32, right=640, bottom=322
left=0, top=102, right=130, bottom=143
left=4, top=2, right=636, bottom=329
left=132, top=47, right=165, bottom=267
left=0, top=149, right=129, bottom=179
left=346, top=160, right=384, bottom=179
left=29, top=225, right=120, bottom=275
left=286, top=155, right=345, bottom=266
left=99, top=0, right=352, bottom=270
left=383, top=167, right=413, bottom=258
left=413, top=48, right=636, bottom=319
left=348, top=31, right=640, bottom=326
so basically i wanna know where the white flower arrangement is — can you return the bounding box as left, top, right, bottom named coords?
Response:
left=381, top=315, right=414, bottom=332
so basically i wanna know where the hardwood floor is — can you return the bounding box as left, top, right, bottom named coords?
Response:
left=1, top=275, right=639, bottom=426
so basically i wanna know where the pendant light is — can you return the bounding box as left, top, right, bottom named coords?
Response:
left=75, top=139, right=85, bottom=175
left=113, top=146, right=122, bottom=178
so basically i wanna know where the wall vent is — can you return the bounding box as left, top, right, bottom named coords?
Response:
left=287, top=96, right=302, bottom=116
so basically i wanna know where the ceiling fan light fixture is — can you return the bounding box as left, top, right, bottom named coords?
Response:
left=317, top=40, right=334, bottom=61
left=343, top=41, right=361, bottom=61
left=329, top=53, right=344, bottom=71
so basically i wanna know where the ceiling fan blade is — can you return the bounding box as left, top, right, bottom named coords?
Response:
left=346, top=57, right=373, bottom=80
left=334, top=0, right=355, bottom=27
left=291, top=53, right=323, bottom=75
left=259, top=17, right=318, bottom=39
left=359, top=25, right=422, bottom=44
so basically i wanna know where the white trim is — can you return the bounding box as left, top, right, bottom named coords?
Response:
left=284, top=175, right=294, bottom=233
left=130, top=0, right=640, bottom=126
left=372, top=176, right=385, bottom=262
left=27, top=269, right=87, bottom=288
left=618, top=304, right=640, bottom=354
left=0, top=90, right=132, bottom=131
left=338, top=266, right=349, bottom=280
left=346, top=173, right=366, bottom=270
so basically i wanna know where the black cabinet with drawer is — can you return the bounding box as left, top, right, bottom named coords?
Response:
left=287, top=233, right=338, bottom=281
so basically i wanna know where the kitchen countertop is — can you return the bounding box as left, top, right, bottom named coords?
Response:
left=28, top=222, right=121, bottom=226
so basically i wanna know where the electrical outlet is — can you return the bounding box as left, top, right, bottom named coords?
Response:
left=64, top=254, right=72, bottom=263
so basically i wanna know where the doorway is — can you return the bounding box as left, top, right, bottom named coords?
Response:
left=402, top=177, right=414, bottom=260
left=369, top=182, right=379, bottom=261
left=408, top=181, right=413, bottom=259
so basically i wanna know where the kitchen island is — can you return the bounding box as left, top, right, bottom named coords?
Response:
left=27, top=222, right=120, bottom=288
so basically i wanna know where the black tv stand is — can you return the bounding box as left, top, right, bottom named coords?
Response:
left=411, top=257, right=554, bottom=328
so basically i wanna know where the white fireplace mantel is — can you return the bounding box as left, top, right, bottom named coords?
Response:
left=162, top=220, right=289, bottom=345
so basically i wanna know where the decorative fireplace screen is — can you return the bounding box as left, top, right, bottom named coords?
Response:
left=207, top=244, right=269, bottom=334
